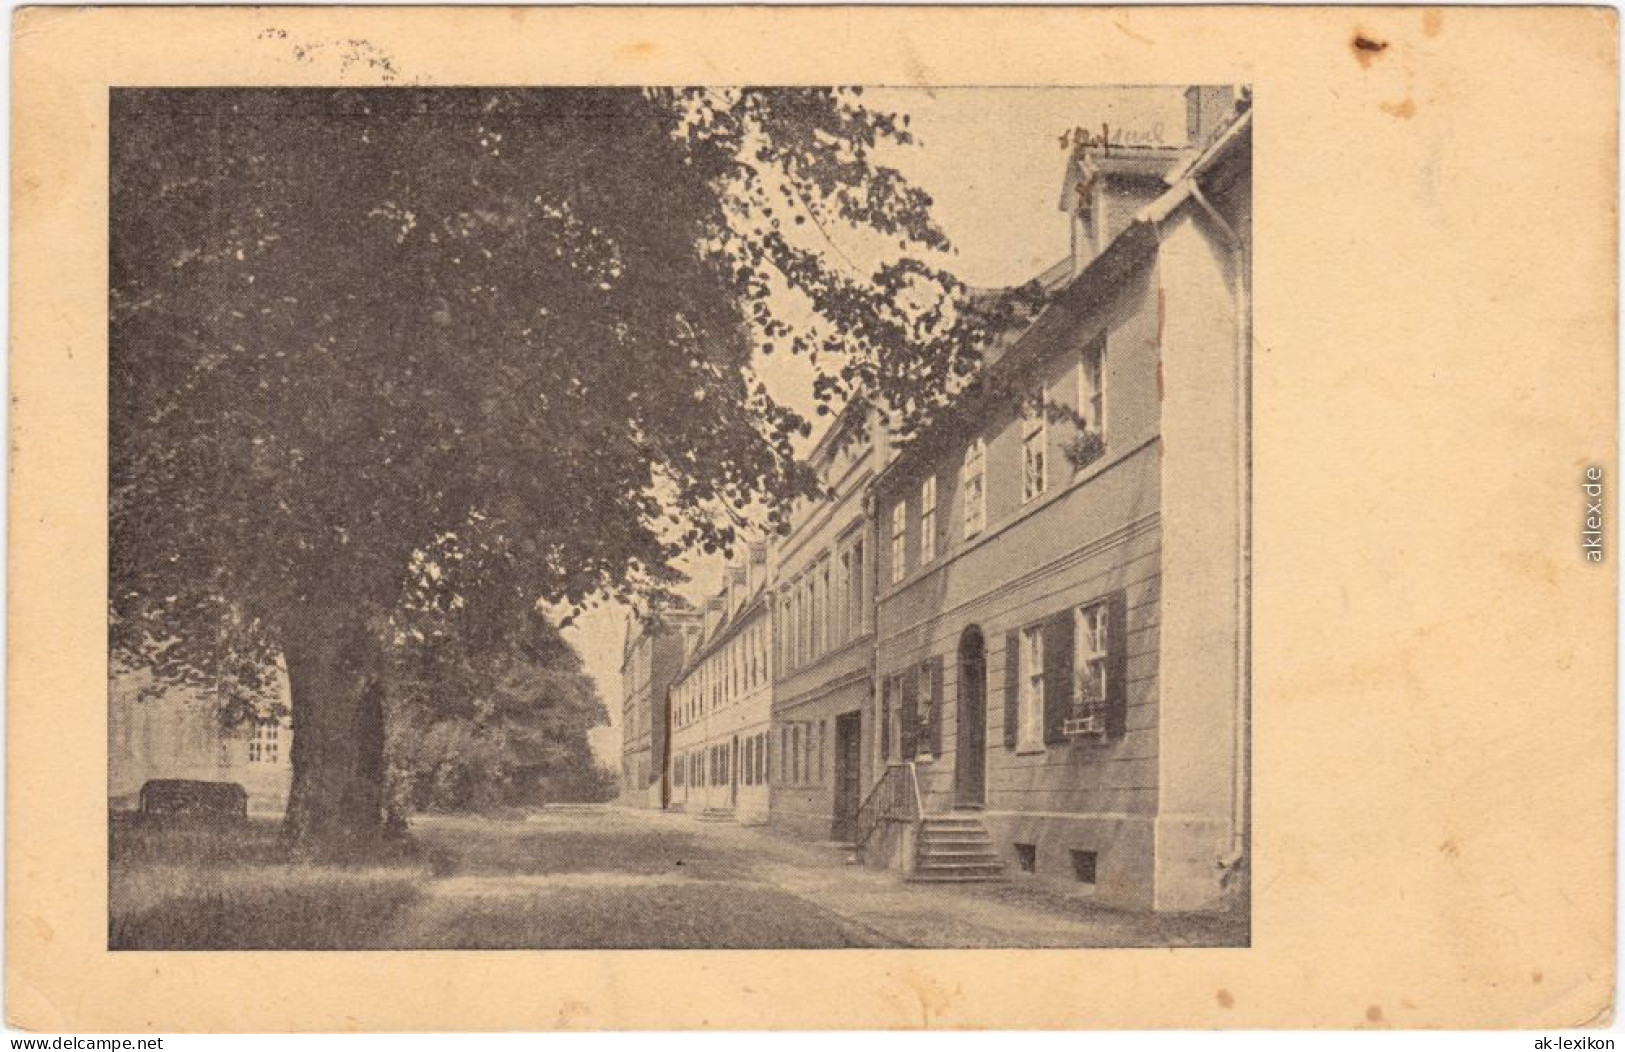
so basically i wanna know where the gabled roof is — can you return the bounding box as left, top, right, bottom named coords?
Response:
left=875, top=107, right=1251, bottom=488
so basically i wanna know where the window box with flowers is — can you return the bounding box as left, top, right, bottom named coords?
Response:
left=1063, top=665, right=1109, bottom=739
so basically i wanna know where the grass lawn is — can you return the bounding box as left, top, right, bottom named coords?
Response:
left=107, top=808, right=870, bottom=949
left=109, top=816, right=431, bottom=949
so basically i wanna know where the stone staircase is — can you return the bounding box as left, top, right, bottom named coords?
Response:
left=695, top=807, right=734, bottom=823
left=908, top=812, right=1007, bottom=883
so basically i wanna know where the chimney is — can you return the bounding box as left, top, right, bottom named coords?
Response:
left=1058, top=141, right=1105, bottom=277
left=748, top=541, right=769, bottom=594
left=1185, top=85, right=1239, bottom=150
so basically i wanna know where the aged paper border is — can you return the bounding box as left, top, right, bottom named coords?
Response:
left=8, top=4, right=1617, bottom=1031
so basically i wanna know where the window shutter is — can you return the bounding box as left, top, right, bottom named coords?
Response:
left=881, top=676, right=893, bottom=760
left=1003, top=629, right=1020, bottom=748
left=1106, top=589, right=1130, bottom=737
left=929, top=657, right=945, bottom=757
left=1043, top=610, right=1073, bottom=744
left=900, top=670, right=918, bottom=761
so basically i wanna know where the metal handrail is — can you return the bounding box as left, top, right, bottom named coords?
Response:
left=854, top=762, right=921, bottom=849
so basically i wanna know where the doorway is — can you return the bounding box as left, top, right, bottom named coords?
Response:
left=955, top=626, right=988, bottom=808
left=832, top=712, right=863, bottom=841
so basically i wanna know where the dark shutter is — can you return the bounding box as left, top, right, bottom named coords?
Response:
left=1043, top=610, right=1074, bottom=744
left=928, top=657, right=945, bottom=757
left=900, top=670, right=919, bottom=761
left=1003, top=629, right=1020, bottom=748
left=881, top=676, right=893, bottom=760
left=1106, top=589, right=1130, bottom=737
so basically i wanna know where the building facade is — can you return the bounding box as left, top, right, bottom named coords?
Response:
left=108, top=661, right=295, bottom=815
left=618, top=605, right=702, bottom=807
left=767, top=406, right=883, bottom=841
left=868, top=90, right=1250, bottom=911
left=667, top=545, right=775, bottom=824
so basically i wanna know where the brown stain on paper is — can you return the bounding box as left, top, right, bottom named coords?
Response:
left=1422, top=9, right=1445, bottom=37
left=902, top=972, right=961, bottom=1027
left=1352, top=32, right=1389, bottom=69
left=1366, top=1004, right=1386, bottom=1024
left=618, top=40, right=657, bottom=61
left=1216, top=989, right=1235, bottom=1009
left=1380, top=97, right=1418, bottom=120
left=28, top=914, right=53, bottom=944
left=555, top=999, right=591, bottom=1028
left=1113, top=16, right=1154, bottom=46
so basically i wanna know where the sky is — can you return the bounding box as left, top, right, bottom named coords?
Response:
left=576, top=86, right=1189, bottom=766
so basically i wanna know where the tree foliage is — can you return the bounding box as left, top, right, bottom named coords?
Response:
left=109, top=87, right=1033, bottom=841
left=387, top=609, right=611, bottom=814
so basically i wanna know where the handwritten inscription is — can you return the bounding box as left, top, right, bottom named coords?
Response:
left=1059, top=121, right=1170, bottom=153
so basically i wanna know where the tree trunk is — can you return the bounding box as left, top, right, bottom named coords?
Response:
left=282, top=609, right=390, bottom=852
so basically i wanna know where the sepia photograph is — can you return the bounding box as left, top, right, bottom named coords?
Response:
left=8, top=2, right=1616, bottom=1034
left=107, top=83, right=1252, bottom=951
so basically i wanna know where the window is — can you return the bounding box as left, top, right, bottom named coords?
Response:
left=818, top=557, right=831, bottom=655
left=1079, top=336, right=1106, bottom=437
left=1014, top=843, right=1038, bottom=873
left=1020, top=625, right=1045, bottom=750
left=248, top=720, right=279, bottom=764
left=792, top=724, right=802, bottom=784
left=1075, top=601, right=1110, bottom=720
left=835, top=548, right=852, bottom=647
left=961, top=439, right=987, bottom=538
left=890, top=500, right=907, bottom=583
left=879, top=686, right=892, bottom=761
left=1022, top=399, right=1047, bottom=502
left=916, top=665, right=936, bottom=760
left=1070, top=849, right=1098, bottom=885
left=919, top=476, right=937, bottom=564
left=794, top=582, right=807, bottom=669
left=853, top=537, right=867, bottom=632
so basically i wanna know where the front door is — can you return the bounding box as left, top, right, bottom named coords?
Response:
left=832, top=712, right=862, bottom=841
left=955, top=626, right=988, bottom=808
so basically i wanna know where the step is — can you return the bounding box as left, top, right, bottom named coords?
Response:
left=921, top=831, right=992, bottom=842
left=916, top=858, right=1005, bottom=871
left=907, top=872, right=1007, bottom=884
left=916, top=845, right=1001, bottom=858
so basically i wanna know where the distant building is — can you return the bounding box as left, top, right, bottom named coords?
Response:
left=767, top=404, right=884, bottom=842
left=108, top=661, right=294, bottom=815
left=667, top=545, right=774, bottom=823
left=867, top=88, right=1250, bottom=910
left=617, top=603, right=701, bottom=807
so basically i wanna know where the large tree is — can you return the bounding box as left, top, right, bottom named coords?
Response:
left=110, top=88, right=1030, bottom=846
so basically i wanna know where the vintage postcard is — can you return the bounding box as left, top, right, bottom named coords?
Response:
left=8, top=4, right=1617, bottom=1032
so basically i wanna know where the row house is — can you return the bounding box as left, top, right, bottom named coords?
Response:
left=867, top=89, right=1250, bottom=911
left=667, top=544, right=775, bottom=823
left=617, top=603, right=701, bottom=807
left=765, top=404, right=883, bottom=841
